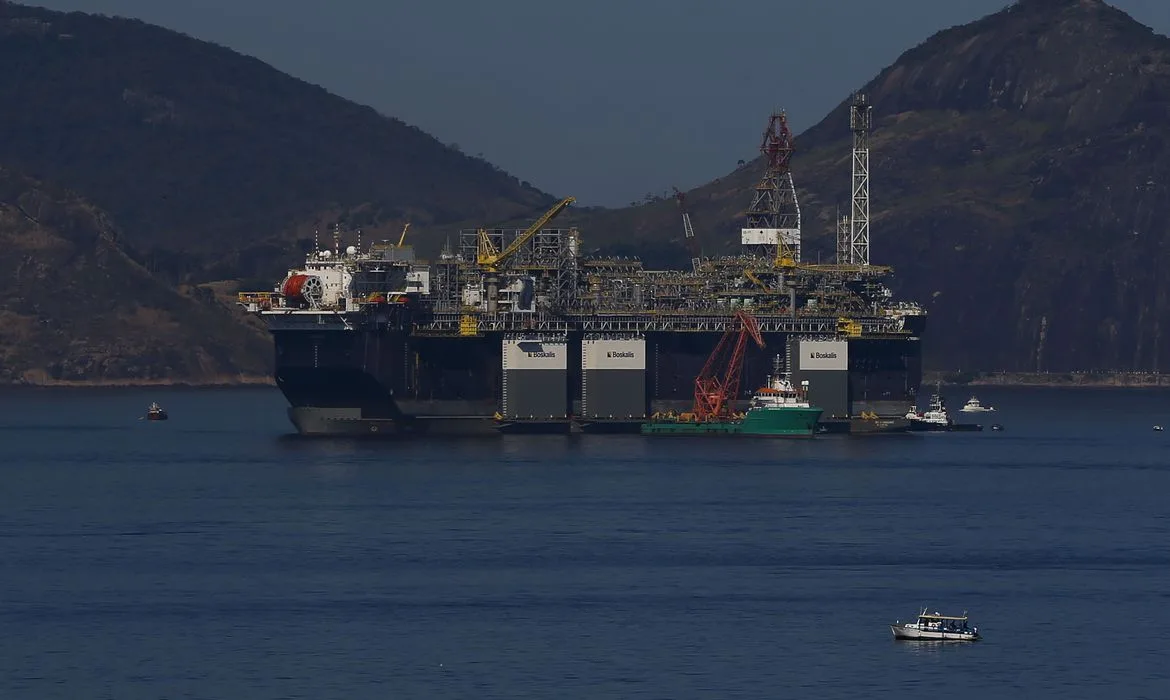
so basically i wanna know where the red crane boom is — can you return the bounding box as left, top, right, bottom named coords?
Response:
left=693, top=310, right=765, bottom=421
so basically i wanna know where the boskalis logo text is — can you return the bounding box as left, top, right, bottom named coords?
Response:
left=810, top=351, right=838, bottom=360
left=606, top=351, right=635, bottom=359
left=526, top=350, right=555, bottom=358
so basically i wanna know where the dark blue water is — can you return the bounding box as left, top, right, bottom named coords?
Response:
left=1, top=386, right=1167, bottom=699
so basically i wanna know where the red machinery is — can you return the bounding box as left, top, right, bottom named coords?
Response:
left=693, top=310, right=765, bottom=421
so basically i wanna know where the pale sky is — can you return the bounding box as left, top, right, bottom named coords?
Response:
left=27, top=0, right=1170, bottom=206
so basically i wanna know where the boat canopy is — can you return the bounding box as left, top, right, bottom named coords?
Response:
left=917, top=610, right=968, bottom=621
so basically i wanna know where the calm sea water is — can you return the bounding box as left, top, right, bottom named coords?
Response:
left=0, top=386, right=1167, bottom=699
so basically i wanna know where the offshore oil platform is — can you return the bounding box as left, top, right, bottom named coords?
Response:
left=240, top=95, right=925, bottom=436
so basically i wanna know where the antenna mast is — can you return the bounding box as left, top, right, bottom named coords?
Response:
left=849, top=93, right=872, bottom=266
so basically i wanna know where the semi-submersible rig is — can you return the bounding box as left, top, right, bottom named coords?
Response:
left=240, top=95, right=926, bottom=435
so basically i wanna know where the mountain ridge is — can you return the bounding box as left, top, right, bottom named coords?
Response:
left=3, top=0, right=1169, bottom=379
left=570, top=0, right=1170, bottom=372
left=0, top=2, right=555, bottom=282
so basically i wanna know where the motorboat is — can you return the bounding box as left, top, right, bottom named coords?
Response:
left=905, top=392, right=950, bottom=431
left=145, top=402, right=169, bottom=421
left=906, top=390, right=983, bottom=432
left=960, top=396, right=996, bottom=413
left=891, top=609, right=981, bottom=642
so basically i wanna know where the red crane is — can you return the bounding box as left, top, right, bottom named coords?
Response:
left=693, top=310, right=766, bottom=421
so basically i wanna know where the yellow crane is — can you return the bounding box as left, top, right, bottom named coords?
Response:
left=477, top=197, right=575, bottom=272
left=838, top=317, right=862, bottom=337
left=743, top=268, right=767, bottom=290
left=773, top=239, right=798, bottom=269
left=397, top=222, right=410, bottom=247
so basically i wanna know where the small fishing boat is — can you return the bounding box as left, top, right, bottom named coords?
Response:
left=145, top=402, right=168, bottom=421
left=960, top=396, right=996, bottom=413
left=891, top=609, right=981, bottom=642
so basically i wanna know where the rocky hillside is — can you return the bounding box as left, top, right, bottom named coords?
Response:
left=2, top=0, right=1168, bottom=380
left=571, top=0, right=1170, bottom=373
left=0, top=3, right=554, bottom=283
left=0, top=165, right=272, bottom=385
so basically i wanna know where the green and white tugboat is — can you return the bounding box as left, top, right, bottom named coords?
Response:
left=640, top=310, right=824, bottom=438
left=642, top=355, right=823, bottom=437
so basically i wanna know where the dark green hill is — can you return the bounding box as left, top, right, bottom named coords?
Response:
left=0, top=3, right=553, bottom=282
left=569, top=0, right=1170, bottom=373
left=3, top=0, right=1168, bottom=379
left=0, top=165, right=273, bottom=384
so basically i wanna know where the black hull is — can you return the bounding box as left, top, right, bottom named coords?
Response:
left=577, top=420, right=643, bottom=434
left=270, top=326, right=923, bottom=437
left=950, top=423, right=984, bottom=432
left=907, top=420, right=983, bottom=432
left=819, top=416, right=911, bottom=435
left=287, top=407, right=500, bottom=436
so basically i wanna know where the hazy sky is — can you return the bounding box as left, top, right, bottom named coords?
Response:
left=27, top=0, right=1170, bottom=206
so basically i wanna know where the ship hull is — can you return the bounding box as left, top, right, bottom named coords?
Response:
left=907, top=419, right=984, bottom=433
left=890, top=624, right=980, bottom=642
left=270, top=324, right=920, bottom=437
left=287, top=407, right=501, bottom=436
left=641, top=407, right=824, bottom=437
left=820, top=415, right=911, bottom=435
left=907, top=419, right=949, bottom=432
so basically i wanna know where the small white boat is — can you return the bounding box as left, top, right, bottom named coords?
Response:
left=891, top=609, right=981, bottom=642
left=960, top=396, right=996, bottom=413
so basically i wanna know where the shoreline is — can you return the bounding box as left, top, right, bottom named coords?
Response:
left=5, top=373, right=1169, bottom=390
left=2, top=375, right=276, bottom=389
left=924, top=371, right=1170, bottom=388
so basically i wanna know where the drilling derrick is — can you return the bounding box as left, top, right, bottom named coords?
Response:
left=742, top=111, right=801, bottom=267
left=849, top=93, right=872, bottom=266
left=693, top=310, right=766, bottom=421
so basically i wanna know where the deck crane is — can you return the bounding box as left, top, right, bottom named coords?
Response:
left=673, top=187, right=703, bottom=273
left=693, top=310, right=765, bottom=421
left=397, top=222, right=411, bottom=247
left=476, top=197, right=575, bottom=272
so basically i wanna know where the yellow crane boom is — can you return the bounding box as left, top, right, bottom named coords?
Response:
left=477, top=196, right=575, bottom=271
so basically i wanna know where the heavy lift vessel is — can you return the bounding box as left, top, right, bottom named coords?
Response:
left=640, top=310, right=824, bottom=437
left=240, top=96, right=925, bottom=436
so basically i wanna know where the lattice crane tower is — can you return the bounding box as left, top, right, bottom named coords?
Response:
left=742, top=111, right=801, bottom=266
left=849, top=93, right=872, bottom=265
left=835, top=208, right=851, bottom=266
